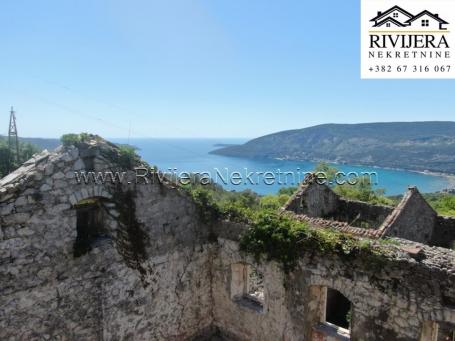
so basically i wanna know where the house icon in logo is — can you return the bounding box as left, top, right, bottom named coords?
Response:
left=370, top=5, right=449, bottom=30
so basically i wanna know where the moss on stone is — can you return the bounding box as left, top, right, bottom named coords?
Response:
left=112, top=188, right=149, bottom=281
left=74, top=197, right=101, bottom=207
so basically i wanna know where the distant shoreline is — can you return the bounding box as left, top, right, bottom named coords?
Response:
left=412, top=169, right=455, bottom=190
left=270, top=156, right=455, bottom=190
left=211, top=122, right=455, bottom=184
left=225, top=151, right=455, bottom=189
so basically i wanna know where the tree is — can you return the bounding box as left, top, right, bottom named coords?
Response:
left=0, top=140, right=10, bottom=178
left=314, top=161, right=338, bottom=185
left=0, top=138, right=41, bottom=178
left=277, top=186, right=298, bottom=196
left=312, top=162, right=392, bottom=205
left=334, top=176, right=393, bottom=205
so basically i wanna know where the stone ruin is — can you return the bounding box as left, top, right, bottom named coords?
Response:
left=0, top=136, right=454, bottom=341
left=283, top=174, right=455, bottom=249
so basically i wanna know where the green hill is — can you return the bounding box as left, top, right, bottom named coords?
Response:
left=19, top=137, right=60, bottom=150
left=211, top=122, right=455, bottom=174
left=0, top=135, right=60, bottom=150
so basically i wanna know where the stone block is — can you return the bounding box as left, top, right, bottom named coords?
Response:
left=74, top=192, right=83, bottom=202
left=1, top=203, right=14, bottom=215
left=66, top=171, right=75, bottom=179
left=74, top=159, right=85, bottom=171
left=51, top=181, right=63, bottom=190
left=44, top=164, right=54, bottom=176
left=69, top=194, right=77, bottom=205
left=52, top=172, right=65, bottom=180
left=40, top=184, right=52, bottom=192
left=101, top=191, right=112, bottom=199
left=17, top=227, right=35, bottom=237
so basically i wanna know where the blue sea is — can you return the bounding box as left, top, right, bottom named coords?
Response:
left=112, top=138, right=450, bottom=196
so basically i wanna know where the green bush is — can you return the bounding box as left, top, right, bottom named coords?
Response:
left=334, top=175, right=394, bottom=206
left=189, top=187, right=222, bottom=223
left=182, top=179, right=261, bottom=222
left=117, top=144, right=141, bottom=168
left=239, top=212, right=309, bottom=271
left=186, top=185, right=258, bottom=224
left=181, top=172, right=394, bottom=271
left=239, top=210, right=390, bottom=272
left=277, top=186, right=298, bottom=196
left=424, top=193, right=455, bottom=216
left=60, top=133, right=95, bottom=147
left=310, top=162, right=394, bottom=205
left=314, top=161, right=338, bottom=184
left=259, top=194, right=290, bottom=210
left=60, top=134, right=82, bottom=147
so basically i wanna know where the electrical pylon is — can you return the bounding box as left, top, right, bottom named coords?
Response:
left=8, top=106, right=20, bottom=171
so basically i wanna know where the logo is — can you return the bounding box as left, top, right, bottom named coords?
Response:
left=370, top=6, right=448, bottom=30
left=361, top=0, right=455, bottom=78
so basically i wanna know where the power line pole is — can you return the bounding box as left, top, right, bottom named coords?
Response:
left=8, top=106, right=20, bottom=171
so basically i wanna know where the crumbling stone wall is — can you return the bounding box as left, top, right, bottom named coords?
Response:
left=211, top=238, right=291, bottom=340
left=432, top=216, right=455, bottom=249
left=286, top=180, right=339, bottom=217
left=334, top=199, right=393, bottom=229
left=211, top=224, right=455, bottom=341
left=284, top=180, right=393, bottom=229
left=0, top=140, right=213, bottom=340
left=285, top=178, right=454, bottom=248
left=381, top=187, right=437, bottom=244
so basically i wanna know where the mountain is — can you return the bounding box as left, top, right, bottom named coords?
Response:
left=0, top=135, right=60, bottom=150
left=211, top=122, right=455, bottom=174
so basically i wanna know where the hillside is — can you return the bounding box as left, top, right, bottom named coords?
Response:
left=211, top=122, right=455, bottom=174
left=0, top=135, right=60, bottom=150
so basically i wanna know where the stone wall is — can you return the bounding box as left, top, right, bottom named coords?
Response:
left=0, top=140, right=213, bottom=340
left=432, top=216, right=455, bottom=249
left=334, top=199, right=393, bottom=229
left=284, top=179, right=393, bottom=229
left=211, top=225, right=455, bottom=341
left=286, top=180, right=339, bottom=217
left=381, top=187, right=437, bottom=244
left=285, top=179, right=454, bottom=248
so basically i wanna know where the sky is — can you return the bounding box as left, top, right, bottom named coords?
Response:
left=0, top=0, right=454, bottom=138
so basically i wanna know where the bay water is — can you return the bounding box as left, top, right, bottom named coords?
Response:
left=112, top=138, right=450, bottom=196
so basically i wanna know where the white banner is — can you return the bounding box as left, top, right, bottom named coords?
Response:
left=361, top=0, right=455, bottom=78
